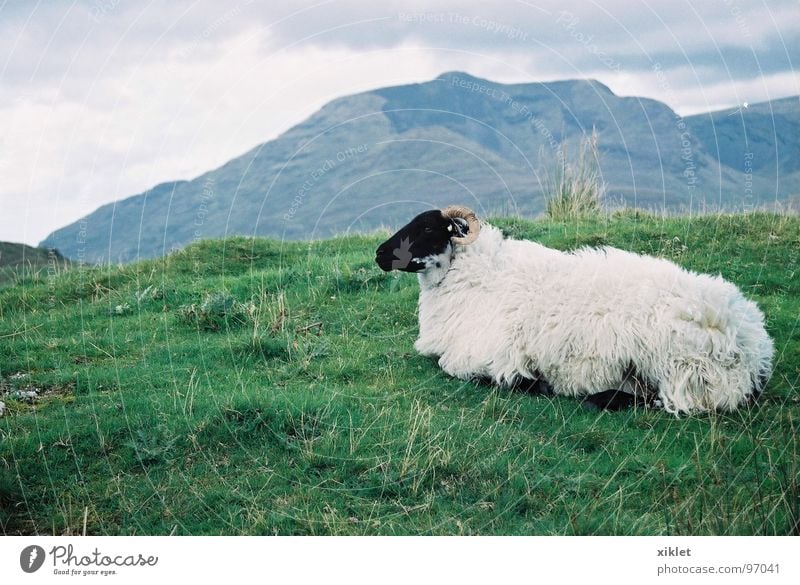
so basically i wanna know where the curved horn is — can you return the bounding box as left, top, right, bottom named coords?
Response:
left=442, top=206, right=480, bottom=245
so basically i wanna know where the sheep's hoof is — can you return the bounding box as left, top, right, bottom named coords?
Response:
left=582, top=390, right=637, bottom=411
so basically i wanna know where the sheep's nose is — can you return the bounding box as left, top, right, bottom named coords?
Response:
left=375, top=245, right=393, bottom=271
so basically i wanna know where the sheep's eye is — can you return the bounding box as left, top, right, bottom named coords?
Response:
left=423, top=227, right=433, bottom=233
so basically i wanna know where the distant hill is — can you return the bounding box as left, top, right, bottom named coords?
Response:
left=40, top=72, right=800, bottom=263
left=685, top=96, right=800, bottom=204
left=0, top=242, right=69, bottom=286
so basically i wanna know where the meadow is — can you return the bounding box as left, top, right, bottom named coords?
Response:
left=1, top=211, right=798, bottom=535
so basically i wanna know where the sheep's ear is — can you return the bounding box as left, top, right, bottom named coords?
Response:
left=450, top=217, right=469, bottom=238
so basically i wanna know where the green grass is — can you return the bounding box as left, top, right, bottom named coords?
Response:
left=1, top=213, right=799, bottom=535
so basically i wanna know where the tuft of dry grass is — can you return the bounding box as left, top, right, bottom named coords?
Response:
left=544, top=130, right=605, bottom=221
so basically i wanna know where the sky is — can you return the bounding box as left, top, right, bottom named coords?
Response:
left=1, top=0, right=798, bottom=246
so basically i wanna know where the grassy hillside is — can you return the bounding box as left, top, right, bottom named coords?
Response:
left=0, top=241, right=70, bottom=287
left=2, top=213, right=798, bottom=535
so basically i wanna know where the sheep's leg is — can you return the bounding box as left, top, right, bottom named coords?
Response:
left=583, top=367, right=661, bottom=410
left=513, top=376, right=554, bottom=396
left=472, top=372, right=554, bottom=395
left=747, top=372, right=770, bottom=405
left=582, top=389, right=637, bottom=411
left=471, top=375, right=494, bottom=386
left=583, top=386, right=660, bottom=411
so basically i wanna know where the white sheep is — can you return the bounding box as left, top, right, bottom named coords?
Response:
left=375, top=206, right=774, bottom=414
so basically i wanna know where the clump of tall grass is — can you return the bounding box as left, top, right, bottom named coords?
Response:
left=178, top=291, right=256, bottom=332
left=544, top=130, right=605, bottom=221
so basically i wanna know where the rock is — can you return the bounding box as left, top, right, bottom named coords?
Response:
left=9, top=389, right=39, bottom=403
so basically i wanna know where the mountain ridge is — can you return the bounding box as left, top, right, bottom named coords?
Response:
left=41, top=72, right=800, bottom=263
left=0, top=241, right=70, bottom=286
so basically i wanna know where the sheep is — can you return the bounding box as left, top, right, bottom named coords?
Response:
left=374, top=206, right=774, bottom=414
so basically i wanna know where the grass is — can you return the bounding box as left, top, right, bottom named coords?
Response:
left=0, top=212, right=799, bottom=535
left=544, top=131, right=605, bottom=221
left=0, top=242, right=71, bottom=288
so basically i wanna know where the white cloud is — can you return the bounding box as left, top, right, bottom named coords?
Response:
left=598, top=67, right=800, bottom=115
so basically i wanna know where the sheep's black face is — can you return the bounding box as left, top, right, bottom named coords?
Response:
left=375, top=210, right=465, bottom=272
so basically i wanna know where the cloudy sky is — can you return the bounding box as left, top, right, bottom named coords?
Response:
left=1, top=0, right=798, bottom=246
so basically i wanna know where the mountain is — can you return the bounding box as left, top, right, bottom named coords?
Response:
left=40, top=72, right=800, bottom=263
left=0, top=242, right=69, bottom=286
left=685, top=96, right=800, bottom=206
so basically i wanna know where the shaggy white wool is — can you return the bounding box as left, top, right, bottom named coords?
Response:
left=414, top=223, right=774, bottom=414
